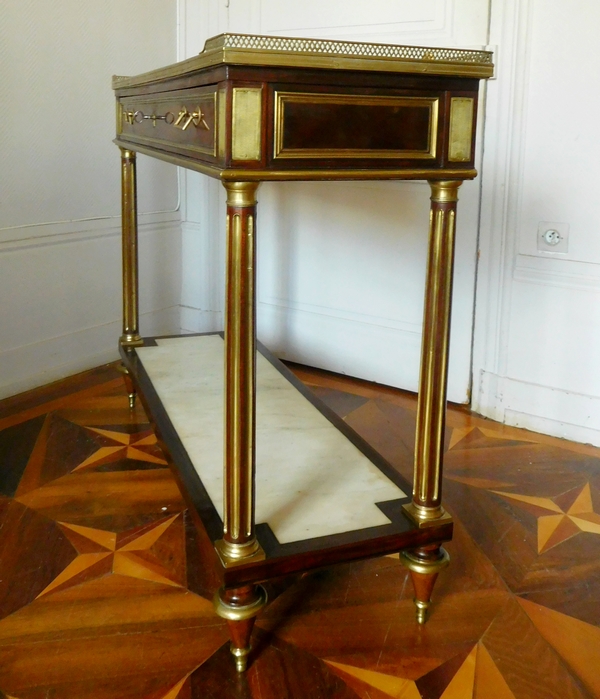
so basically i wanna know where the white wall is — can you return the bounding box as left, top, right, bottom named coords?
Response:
left=0, top=0, right=181, bottom=398
left=473, top=0, right=600, bottom=445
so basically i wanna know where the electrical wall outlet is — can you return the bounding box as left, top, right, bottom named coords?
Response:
left=537, top=221, right=569, bottom=253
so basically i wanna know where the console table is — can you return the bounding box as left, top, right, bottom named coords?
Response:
left=113, top=33, right=493, bottom=672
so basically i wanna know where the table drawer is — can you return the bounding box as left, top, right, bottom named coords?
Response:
left=118, top=86, right=218, bottom=160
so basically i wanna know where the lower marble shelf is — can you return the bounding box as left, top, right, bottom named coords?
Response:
left=120, top=333, right=452, bottom=587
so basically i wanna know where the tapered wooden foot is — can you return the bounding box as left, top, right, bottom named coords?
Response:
left=116, top=364, right=137, bottom=409
left=400, top=545, right=449, bottom=624
left=214, top=584, right=267, bottom=672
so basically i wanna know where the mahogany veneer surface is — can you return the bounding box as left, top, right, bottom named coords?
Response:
left=0, top=363, right=599, bottom=698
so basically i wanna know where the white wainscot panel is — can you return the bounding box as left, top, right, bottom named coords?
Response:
left=508, top=257, right=600, bottom=398
left=0, top=218, right=181, bottom=399
left=251, top=0, right=489, bottom=46
left=475, top=254, right=600, bottom=446
left=259, top=0, right=446, bottom=39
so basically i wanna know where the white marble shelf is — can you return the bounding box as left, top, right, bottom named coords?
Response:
left=137, top=335, right=406, bottom=544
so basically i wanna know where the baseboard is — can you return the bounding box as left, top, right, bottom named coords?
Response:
left=256, top=299, right=468, bottom=403
left=179, top=306, right=223, bottom=334
left=0, top=306, right=180, bottom=401
left=474, top=370, right=600, bottom=447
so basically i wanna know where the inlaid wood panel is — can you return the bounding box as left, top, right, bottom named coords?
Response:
left=0, top=362, right=598, bottom=698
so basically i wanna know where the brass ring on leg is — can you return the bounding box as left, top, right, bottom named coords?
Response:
left=213, top=585, right=268, bottom=622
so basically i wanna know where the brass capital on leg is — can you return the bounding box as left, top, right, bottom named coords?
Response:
left=119, top=147, right=142, bottom=348
left=405, top=180, right=462, bottom=527
left=215, top=181, right=265, bottom=566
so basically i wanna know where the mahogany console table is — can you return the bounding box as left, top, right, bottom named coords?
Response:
left=113, top=33, right=492, bottom=672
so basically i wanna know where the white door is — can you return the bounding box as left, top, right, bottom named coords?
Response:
left=185, top=0, right=491, bottom=403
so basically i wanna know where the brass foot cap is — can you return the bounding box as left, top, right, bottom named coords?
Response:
left=414, top=599, right=429, bottom=625
left=231, top=644, right=251, bottom=673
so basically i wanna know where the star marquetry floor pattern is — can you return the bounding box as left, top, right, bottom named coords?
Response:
left=0, top=361, right=599, bottom=698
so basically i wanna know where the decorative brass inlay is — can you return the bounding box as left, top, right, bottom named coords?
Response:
left=124, top=109, right=176, bottom=127
left=448, top=97, right=475, bottom=162
left=112, top=34, right=493, bottom=89
left=174, top=106, right=209, bottom=131
left=119, top=90, right=217, bottom=158
left=231, top=88, right=262, bottom=161
left=274, top=91, right=438, bottom=160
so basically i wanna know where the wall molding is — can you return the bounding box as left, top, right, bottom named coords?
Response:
left=258, top=0, right=450, bottom=39
left=259, top=296, right=422, bottom=335
left=478, top=369, right=600, bottom=447
left=0, top=211, right=180, bottom=250
left=180, top=306, right=223, bottom=333
left=471, top=0, right=534, bottom=412
left=513, top=253, right=600, bottom=293
left=0, top=305, right=180, bottom=401
left=258, top=299, right=468, bottom=402
left=0, top=216, right=182, bottom=400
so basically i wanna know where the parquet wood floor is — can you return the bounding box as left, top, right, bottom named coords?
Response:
left=0, top=361, right=599, bottom=698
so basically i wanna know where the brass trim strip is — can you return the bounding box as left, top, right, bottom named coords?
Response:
left=115, top=138, right=477, bottom=181
left=273, top=92, right=438, bottom=160
left=121, top=132, right=216, bottom=159
left=217, top=87, right=227, bottom=159
left=448, top=97, right=475, bottom=162
left=231, top=87, right=263, bottom=161
left=116, top=100, right=123, bottom=135
left=112, top=34, right=493, bottom=89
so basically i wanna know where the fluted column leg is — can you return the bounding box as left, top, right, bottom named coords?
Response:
left=214, top=181, right=266, bottom=671
left=402, top=179, right=462, bottom=622
left=118, top=148, right=142, bottom=408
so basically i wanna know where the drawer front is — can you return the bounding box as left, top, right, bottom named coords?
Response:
left=273, top=91, right=439, bottom=161
left=118, top=87, right=218, bottom=159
